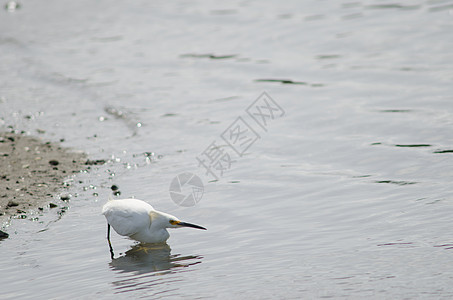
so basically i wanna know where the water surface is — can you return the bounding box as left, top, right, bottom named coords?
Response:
left=1, top=0, right=453, bottom=298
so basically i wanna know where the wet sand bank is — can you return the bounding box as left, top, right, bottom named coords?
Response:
left=0, top=131, right=99, bottom=235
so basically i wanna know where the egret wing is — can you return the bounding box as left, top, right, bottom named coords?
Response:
left=102, top=199, right=152, bottom=237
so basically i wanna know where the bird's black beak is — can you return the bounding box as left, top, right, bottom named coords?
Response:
left=178, top=221, right=207, bottom=230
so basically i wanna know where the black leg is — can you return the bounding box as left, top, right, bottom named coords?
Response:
left=107, top=223, right=114, bottom=259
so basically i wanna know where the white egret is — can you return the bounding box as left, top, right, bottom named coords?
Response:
left=102, top=198, right=206, bottom=257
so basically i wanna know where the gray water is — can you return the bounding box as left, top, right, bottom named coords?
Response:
left=1, top=0, right=453, bottom=298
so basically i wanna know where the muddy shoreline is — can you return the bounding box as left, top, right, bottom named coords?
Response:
left=0, top=131, right=103, bottom=236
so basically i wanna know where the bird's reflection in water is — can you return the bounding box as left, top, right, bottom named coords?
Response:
left=109, top=243, right=203, bottom=293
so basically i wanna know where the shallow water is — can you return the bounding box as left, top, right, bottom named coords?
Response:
left=1, top=0, right=453, bottom=298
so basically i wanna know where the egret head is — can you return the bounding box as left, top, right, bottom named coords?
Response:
left=151, top=211, right=206, bottom=230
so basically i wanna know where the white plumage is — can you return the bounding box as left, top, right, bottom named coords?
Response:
left=103, top=199, right=155, bottom=238
left=102, top=198, right=206, bottom=244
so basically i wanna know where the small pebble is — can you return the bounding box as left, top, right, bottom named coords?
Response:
left=0, top=230, right=9, bottom=239
left=7, top=200, right=19, bottom=207
left=49, top=160, right=59, bottom=166
left=85, top=159, right=106, bottom=165
left=60, top=194, right=71, bottom=201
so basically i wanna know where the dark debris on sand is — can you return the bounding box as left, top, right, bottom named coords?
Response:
left=0, top=131, right=96, bottom=232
